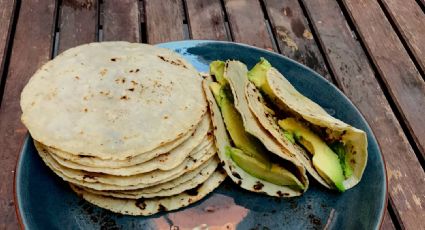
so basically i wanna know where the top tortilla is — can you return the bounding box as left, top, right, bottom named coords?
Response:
left=21, top=42, right=207, bottom=159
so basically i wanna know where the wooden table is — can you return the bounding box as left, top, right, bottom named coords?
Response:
left=0, top=0, right=423, bottom=229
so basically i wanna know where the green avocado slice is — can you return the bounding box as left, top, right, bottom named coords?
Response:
left=227, top=147, right=304, bottom=190
left=247, top=58, right=276, bottom=100
left=210, top=61, right=227, bottom=85
left=279, top=118, right=346, bottom=192
left=210, top=82, right=270, bottom=165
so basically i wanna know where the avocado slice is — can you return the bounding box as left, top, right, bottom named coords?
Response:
left=210, top=83, right=270, bottom=165
left=210, top=61, right=227, bottom=85
left=227, top=147, right=304, bottom=190
left=279, top=118, right=345, bottom=191
left=330, top=142, right=353, bottom=178
left=247, top=58, right=275, bottom=100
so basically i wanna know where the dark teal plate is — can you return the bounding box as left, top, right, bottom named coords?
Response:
left=15, top=40, right=387, bottom=229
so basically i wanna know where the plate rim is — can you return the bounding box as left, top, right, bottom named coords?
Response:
left=14, top=40, right=388, bottom=230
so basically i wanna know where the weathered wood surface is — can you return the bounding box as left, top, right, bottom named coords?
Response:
left=343, top=0, right=425, bottom=162
left=303, top=0, right=425, bottom=229
left=382, top=210, right=396, bottom=230
left=0, top=1, right=57, bottom=229
left=144, top=0, right=184, bottom=44
left=103, top=0, right=140, bottom=42
left=185, top=0, right=227, bottom=40
left=223, top=0, right=273, bottom=50
left=380, top=0, right=425, bottom=74
left=0, top=0, right=17, bottom=94
left=262, top=0, right=329, bottom=80
left=58, top=0, right=98, bottom=53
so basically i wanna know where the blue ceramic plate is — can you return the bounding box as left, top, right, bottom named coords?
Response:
left=15, top=40, right=387, bottom=229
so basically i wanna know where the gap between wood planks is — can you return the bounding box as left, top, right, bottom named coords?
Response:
left=334, top=0, right=425, bottom=170
left=0, top=0, right=20, bottom=107
left=377, top=0, right=425, bottom=79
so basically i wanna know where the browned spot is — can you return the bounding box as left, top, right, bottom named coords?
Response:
left=127, top=88, right=135, bottom=92
left=157, top=55, right=188, bottom=69
left=110, top=58, right=117, bottom=62
left=163, top=115, right=168, bottom=119
left=253, top=181, right=264, bottom=190
left=135, top=69, right=140, bottom=73
left=120, top=95, right=129, bottom=100
left=277, top=191, right=283, bottom=197
left=232, top=172, right=242, bottom=179
left=186, top=183, right=203, bottom=196
left=121, top=78, right=126, bottom=83
left=131, top=80, right=138, bottom=85
left=84, top=108, right=88, bottom=112
left=75, top=76, right=80, bottom=80
left=78, top=154, right=95, bottom=158
left=158, top=204, right=167, bottom=212
left=99, top=69, right=107, bottom=76
left=350, top=159, right=356, bottom=164
left=83, top=96, right=88, bottom=100
left=135, top=199, right=146, bottom=210
left=237, top=180, right=242, bottom=185
left=31, top=101, right=35, bottom=106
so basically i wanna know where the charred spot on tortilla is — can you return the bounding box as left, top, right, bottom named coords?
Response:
left=110, top=58, right=117, bottom=62
left=78, top=154, right=95, bottom=158
left=237, top=180, right=242, bottom=185
left=186, top=183, right=203, bottom=196
left=158, top=204, right=167, bottom=212
left=253, top=181, right=264, bottom=190
left=135, top=199, right=147, bottom=210
left=276, top=191, right=284, bottom=197
left=120, top=95, right=129, bottom=100
left=232, top=172, right=242, bottom=179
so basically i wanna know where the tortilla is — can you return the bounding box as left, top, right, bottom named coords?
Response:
left=70, top=168, right=226, bottom=216
left=45, top=115, right=212, bottom=175
left=35, top=140, right=217, bottom=190
left=264, top=68, right=367, bottom=189
left=203, top=75, right=307, bottom=197
left=79, top=157, right=219, bottom=199
left=245, top=76, right=330, bottom=189
left=46, top=125, right=196, bottom=168
left=21, top=42, right=207, bottom=160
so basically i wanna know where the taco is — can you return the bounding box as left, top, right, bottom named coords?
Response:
left=242, top=58, right=367, bottom=191
left=203, top=61, right=309, bottom=197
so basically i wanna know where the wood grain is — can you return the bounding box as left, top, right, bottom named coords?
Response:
left=343, top=0, right=425, bottom=161
left=103, top=0, right=140, bottom=42
left=381, top=0, right=425, bottom=73
left=302, top=0, right=424, bottom=229
left=185, top=0, right=227, bottom=40
left=223, top=0, right=273, bottom=50
left=262, top=0, right=330, bottom=80
left=0, top=1, right=56, bottom=229
left=58, top=0, right=98, bottom=53
left=144, top=0, right=184, bottom=44
left=0, top=0, right=17, bottom=95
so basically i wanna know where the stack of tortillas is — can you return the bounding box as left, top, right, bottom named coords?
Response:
left=20, top=42, right=226, bottom=216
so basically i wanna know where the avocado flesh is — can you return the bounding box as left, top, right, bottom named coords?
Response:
left=279, top=118, right=346, bottom=192
left=228, top=147, right=304, bottom=190
left=210, top=83, right=270, bottom=166
left=210, top=61, right=227, bottom=85
left=330, top=142, right=353, bottom=178
left=247, top=58, right=276, bottom=102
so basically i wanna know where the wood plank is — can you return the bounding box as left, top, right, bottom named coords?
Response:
left=262, top=0, right=330, bottom=80
left=103, top=0, right=140, bottom=42
left=0, top=1, right=57, bottom=229
left=0, top=0, right=16, bottom=94
left=382, top=207, right=396, bottom=230
left=302, top=0, right=425, bottom=229
left=144, top=0, right=184, bottom=44
left=58, top=0, right=98, bottom=53
left=343, top=0, right=425, bottom=160
left=381, top=0, right=425, bottom=73
left=223, top=0, right=273, bottom=50
left=185, top=0, right=227, bottom=40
